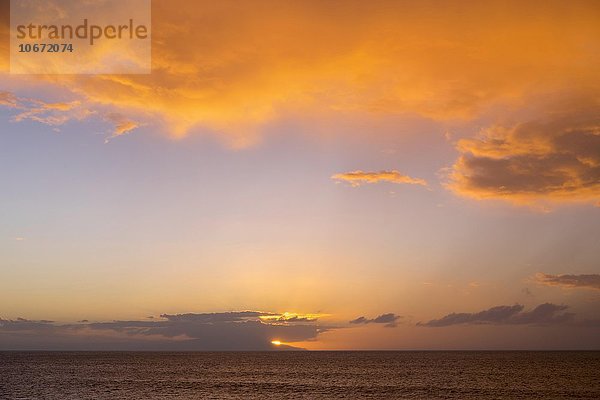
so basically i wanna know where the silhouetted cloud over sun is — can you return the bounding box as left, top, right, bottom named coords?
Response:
left=0, top=311, right=331, bottom=351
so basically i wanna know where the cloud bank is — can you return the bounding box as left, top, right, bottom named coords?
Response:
left=2, top=1, right=599, bottom=146
left=0, top=311, right=329, bottom=351
left=419, top=303, right=577, bottom=327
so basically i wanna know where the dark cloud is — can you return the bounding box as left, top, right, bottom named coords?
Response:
left=577, top=319, right=600, bottom=328
left=418, top=305, right=524, bottom=327
left=0, top=311, right=330, bottom=351
left=419, top=303, right=578, bottom=327
left=350, top=313, right=401, bottom=328
left=447, top=97, right=600, bottom=206
left=350, top=316, right=368, bottom=324
left=510, top=303, right=574, bottom=325
left=535, top=273, right=600, bottom=290
left=0, top=318, right=55, bottom=330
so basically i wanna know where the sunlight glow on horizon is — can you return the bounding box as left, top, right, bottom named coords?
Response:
left=0, top=0, right=599, bottom=351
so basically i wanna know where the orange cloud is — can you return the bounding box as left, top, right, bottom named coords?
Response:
left=12, top=99, right=90, bottom=126
left=1, top=1, right=599, bottom=146
left=0, top=90, right=17, bottom=107
left=0, top=0, right=7, bottom=72
left=447, top=96, right=600, bottom=206
left=332, top=170, right=427, bottom=187
left=0, top=90, right=92, bottom=126
left=104, top=113, right=141, bottom=143
left=0, top=89, right=144, bottom=140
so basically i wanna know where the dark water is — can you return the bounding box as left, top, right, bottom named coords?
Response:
left=1, top=351, right=599, bottom=399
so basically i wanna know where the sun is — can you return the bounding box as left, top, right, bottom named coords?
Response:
left=271, top=340, right=282, bottom=346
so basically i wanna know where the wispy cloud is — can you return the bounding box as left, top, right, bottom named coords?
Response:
left=104, top=113, right=141, bottom=143
left=0, top=90, right=142, bottom=142
left=535, top=273, right=600, bottom=290
left=12, top=100, right=91, bottom=127
left=350, top=313, right=401, bottom=328
left=0, top=90, right=92, bottom=127
left=0, top=91, right=18, bottom=107
left=332, top=170, right=427, bottom=187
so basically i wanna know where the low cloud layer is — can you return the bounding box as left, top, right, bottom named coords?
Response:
left=0, top=311, right=329, bottom=351
left=419, top=303, right=577, bottom=327
left=332, top=171, right=427, bottom=187
left=350, top=313, right=401, bottom=328
left=447, top=97, right=600, bottom=206
left=535, top=273, right=600, bottom=290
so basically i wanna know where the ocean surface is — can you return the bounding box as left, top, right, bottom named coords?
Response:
left=1, top=351, right=599, bottom=399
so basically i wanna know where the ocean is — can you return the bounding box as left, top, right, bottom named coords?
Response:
left=1, top=351, right=599, bottom=399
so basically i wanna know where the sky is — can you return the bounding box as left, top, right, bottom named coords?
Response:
left=0, top=0, right=599, bottom=350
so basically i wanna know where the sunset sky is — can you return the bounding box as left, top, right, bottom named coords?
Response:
left=1, top=0, right=599, bottom=350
